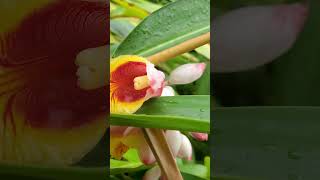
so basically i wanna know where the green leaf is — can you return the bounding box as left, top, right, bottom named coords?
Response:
left=110, top=160, right=146, bottom=175
left=123, top=149, right=141, bottom=163
left=110, top=149, right=148, bottom=175
left=113, top=0, right=210, bottom=57
left=179, top=164, right=208, bottom=179
left=205, top=156, right=210, bottom=178
left=111, top=0, right=149, bottom=19
left=213, top=106, right=320, bottom=147
left=213, top=107, right=320, bottom=179
left=195, top=44, right=210, bottom=60
left=110, top=19, right=135, bottom=40
left=110, top=95, right=210, bottom=133
left=126, top=0, right=162, bottom=13
left=194, top=62, right=210, bottom=95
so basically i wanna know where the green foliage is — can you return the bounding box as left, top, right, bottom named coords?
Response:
left=111, top=96, right=210, bottom=133
left=113, top=0, right=210, bottom=57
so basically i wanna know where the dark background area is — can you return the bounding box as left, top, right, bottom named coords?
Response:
left=212, top=0, right=320, bottom=179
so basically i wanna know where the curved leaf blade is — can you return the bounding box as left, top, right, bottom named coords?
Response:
left=110, top=95, right=210, bottom=132
left=113, top=0, right=210, bottom=57
left=110, top=113, right=209, bottom=133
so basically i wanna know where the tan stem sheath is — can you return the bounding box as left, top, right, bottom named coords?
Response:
left=142, top=128, right=183, bottom=180
left=147, top=32, right=210, bottom=64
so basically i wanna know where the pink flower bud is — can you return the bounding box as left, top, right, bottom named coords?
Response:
left=213, top=3, right=308, bottom=72
left=168, top=63, right=206, bottom=85
left=190, top=132, right=208, bottom=141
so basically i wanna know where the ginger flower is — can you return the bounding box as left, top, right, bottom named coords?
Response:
left=0, top=0, right=108, bottom=164
left=110, top=61, right=208, bottom=162
left=110, top=55, right=165, bottom=114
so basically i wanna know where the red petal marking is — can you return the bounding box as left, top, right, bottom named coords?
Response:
left=0, top=0, right=108, bottom=67
left=0, top=0, right=108, bottom=129
left=111, top=62, right=148, bottom=102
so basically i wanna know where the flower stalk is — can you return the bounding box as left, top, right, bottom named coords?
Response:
left=143, top=128, right=183, bottom=180
left=148, top=32, right=210, bottom=65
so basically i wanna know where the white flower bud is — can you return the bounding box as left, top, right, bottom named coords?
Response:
left=213, top=3, right=308, bottom=72
left=165, top=130, right=182, bottom=157
left=168, top=63, right=206, bottom=85
left=161, top=86, right=175, bottom=96
left=177, top=134, right=193, bottom=161
left=143, top=166, right=162, bottom=180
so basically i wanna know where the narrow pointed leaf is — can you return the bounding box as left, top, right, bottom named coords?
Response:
left=113, top=0, right=210, bottom=57
left=110, top=96, right=210, bottom=132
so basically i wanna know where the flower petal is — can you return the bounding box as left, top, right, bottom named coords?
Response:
left=110, top=55, right=165, bottom=114
left=161, top=86, right=175, bottom=96
left=213, top=3, right=308, bottom=72
left=122, top=127, right=155, bottom=164
left=165, top=130, right=182, bottom=157
left=177, top=134, right=193, bottom=161
left=145, top=62, right=165, bottom=99
left=190, top=132, right=208, bottom=141
left=110, top=55, right=148, bottom=114
left=0, top=0, right=108, bottom=165
left=76, top=46, right=108, bottom=90
left=110, top=126, right=130, bottom=159
left=143, top=166, right=162, bottom=180
left=168, top=63, right=206, bottom=85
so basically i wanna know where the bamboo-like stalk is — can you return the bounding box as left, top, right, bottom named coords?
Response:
left=148, top=32, right=210, bottom=65
left=142, top=128, right=183, bottom=180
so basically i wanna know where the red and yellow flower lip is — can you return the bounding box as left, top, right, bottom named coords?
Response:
left=0, top=0, right=108, bottom=164
left=110, top=55, right=165, bottom=114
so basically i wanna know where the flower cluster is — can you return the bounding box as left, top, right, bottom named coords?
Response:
left=109, top=55, right=208, bottom=179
